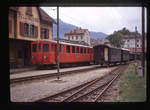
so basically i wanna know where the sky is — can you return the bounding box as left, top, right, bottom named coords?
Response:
left=41, top=7, right=147, bottom=35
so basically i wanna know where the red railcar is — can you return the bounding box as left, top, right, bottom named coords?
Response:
left=31, top=40, right=93, bottom=66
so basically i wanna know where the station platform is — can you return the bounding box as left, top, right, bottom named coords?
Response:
left=10, top=65, right=101, bottom=80
left=10, top=66, right=37, bottom=74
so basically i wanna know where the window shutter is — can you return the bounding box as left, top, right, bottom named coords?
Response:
left=47, top=29, right=49, bottom=39
left=20, top=22, right=24, bottom=36
left=35, top=26, right=38, bottom=38
left=9, top=20, right=12, bottom=34
left=40, top=28, right=43, bottom=39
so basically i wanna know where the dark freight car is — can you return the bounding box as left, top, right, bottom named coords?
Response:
left=121, top=49, right=129, bottom=62
left=129, top=53, right=135, bottom=61
left=93, top=44, right=109, bottom=65
left=109, top=47, right=121, bottom=64
left=93, top=44, right=122, bottom=65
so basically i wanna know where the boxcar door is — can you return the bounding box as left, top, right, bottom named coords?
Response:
left=104, top=47, right=108, bottom=61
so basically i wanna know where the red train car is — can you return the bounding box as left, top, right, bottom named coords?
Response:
left=31, top=40, right=93, bottom=66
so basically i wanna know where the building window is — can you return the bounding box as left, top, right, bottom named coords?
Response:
left=24, top=23, right=29, bottom=36
left=41, top=28, right=49, bottom=39
left=20, top=22, right=38, bottom=38
left=137, top=44, right=139, bottom=47
left=137, top=39, right=139, bottom=42
left=68, top=36, right=70, bottom=40
left=30, top=25, right=35, bottom=37
left=81, top=36, right=83, bottom=40
left=76, top=36, right=78, bottom=40
left=127, top=39, right=130, bottom=42
left=26, top=7, right=33, bottom=16
left=72, top=36, right=74, bottom=40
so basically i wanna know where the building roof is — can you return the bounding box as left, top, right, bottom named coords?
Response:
left=65, top=29, right=88, bottom=36
left=123, top=35, right=142, bottom=39
left=54, top=38, right=90, bottom=46
left=38, top=8, right=56, bottom=24
left=9, top=7, right=56, bottom=24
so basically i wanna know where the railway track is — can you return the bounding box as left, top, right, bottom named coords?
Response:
left=10, top=65, right=116, bottom=84
left=34, top=65, right=128, bottom=102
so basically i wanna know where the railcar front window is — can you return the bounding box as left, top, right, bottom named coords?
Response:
left=32, top=44, right=37, bottom=52
left=43, top=44, right=49, bottom=52
left=38, top=44, right=41, bottom=52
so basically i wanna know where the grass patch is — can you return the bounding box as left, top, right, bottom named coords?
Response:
left=116, top=61, right=146, bottom=102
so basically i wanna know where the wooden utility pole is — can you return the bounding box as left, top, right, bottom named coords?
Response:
left=142, top=6, right=145, bottom=77
left=57, top=6, right=60, bottom=80
left=135, top=26, right=137, bottom=60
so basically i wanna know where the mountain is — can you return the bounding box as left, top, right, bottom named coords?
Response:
left=53, top=19, right=107, bottom=39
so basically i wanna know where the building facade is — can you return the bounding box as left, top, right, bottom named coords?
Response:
left=64, top=28, right=91, bottom=46
left=9, top=7, right=56, bottom=68
left=122, top=34, right=147, bottom=53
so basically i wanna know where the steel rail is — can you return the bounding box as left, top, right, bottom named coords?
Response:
left=94, top=65, right=128, bottom=102
left=67, top=67, right=122, bottom=102
left=35, top=66, right=120, bottom=102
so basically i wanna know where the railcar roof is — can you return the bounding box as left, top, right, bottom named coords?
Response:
left=33, top=39, right=93, bottom=48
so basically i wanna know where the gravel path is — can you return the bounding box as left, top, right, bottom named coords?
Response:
left=10, top=66, right=117, bottom=102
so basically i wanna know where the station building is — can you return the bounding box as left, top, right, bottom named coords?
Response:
left=9, top=7, right=56, bottom=68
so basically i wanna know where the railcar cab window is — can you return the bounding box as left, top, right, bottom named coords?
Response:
left=72, top=46, right=75, bottom=53
left=32, top=44, right=37, bottom=52
left=66, top=45, right=70, bottom=53
left=43, top=44, right=49, bottom=52
left=38, top=44, right=41, bottom=52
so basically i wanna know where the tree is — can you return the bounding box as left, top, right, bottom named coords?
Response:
left=106, top=27, right=139, bottom=48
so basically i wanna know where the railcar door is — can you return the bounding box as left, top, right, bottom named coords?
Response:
left=104, top=47, right=108, bottom=61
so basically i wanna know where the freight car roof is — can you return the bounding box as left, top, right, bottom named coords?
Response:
left=35, top=39, right=93, bottom=48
